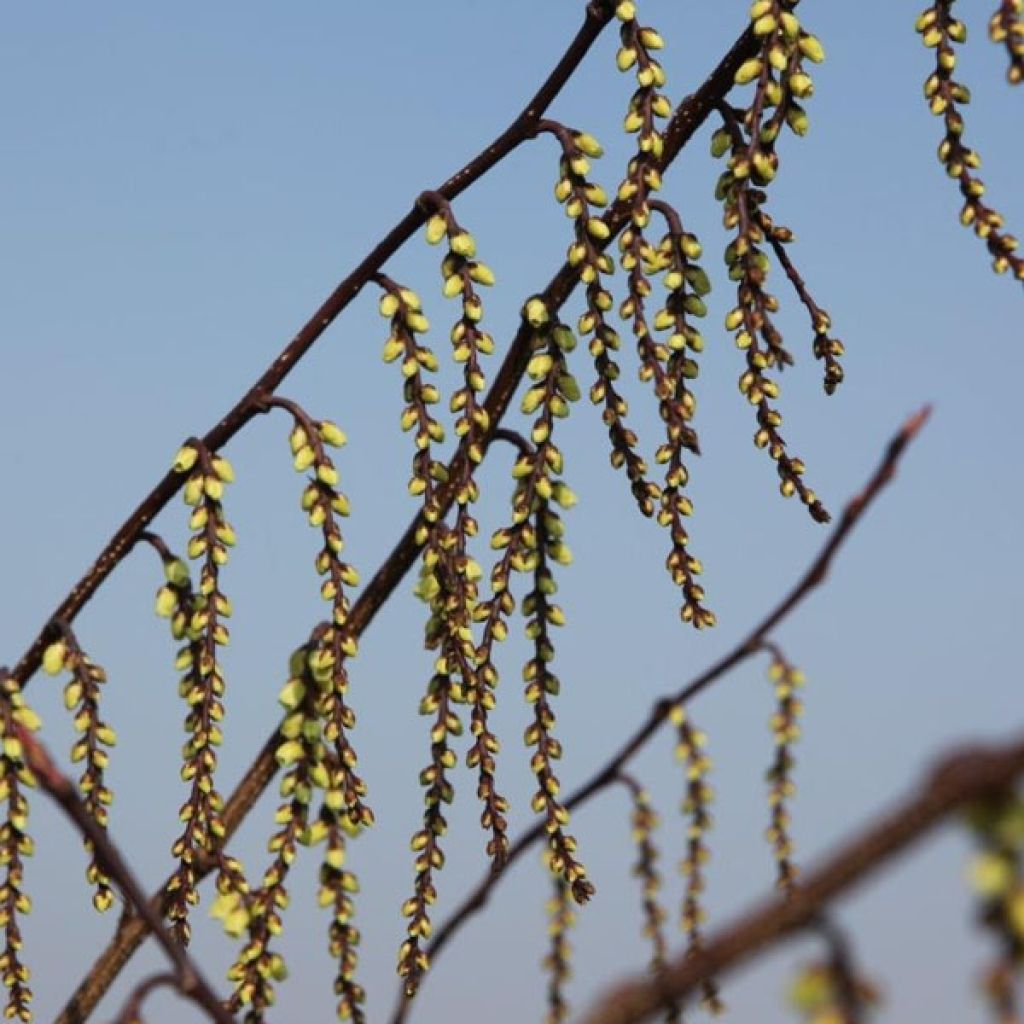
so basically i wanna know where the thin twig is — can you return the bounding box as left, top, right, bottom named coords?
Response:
left=576, top=733, right=1024, bottom=1024
left=388, top=406, right=930, bottom=1024
left=2, top=720, right=234, bottom=1024
left=112, top=972, right=177, bottom=1024
left=56, top=24, right=761, bottom=1024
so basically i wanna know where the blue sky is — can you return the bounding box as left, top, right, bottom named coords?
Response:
left=0, top=2, right=1021, bottom=1022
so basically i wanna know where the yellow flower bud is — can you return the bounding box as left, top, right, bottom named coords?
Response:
left=523, top=297, right=550, bottom=327
left=798, top=34, right=825, bottom=63
left=424, top=214, right=447, bottom=245
left=450, top=232, right=476, bottom=258
left=172, top=445, right=199, bottom=473
left=318, top=421, right=347, bottom=447
left=43, top=641, right=67, bottom=676
left=734, top=58, right=763, bottom=85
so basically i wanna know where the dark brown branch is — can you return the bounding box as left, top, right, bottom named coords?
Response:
left=576, top=733, right=1024, bottom=1024
left=10, top=0, right=619, bottom=690
left=57, top=24, right=761, bottom=1024
left=388, top=406, right=929, bottom=1024
left=4, top=720, right=234, bottom=1024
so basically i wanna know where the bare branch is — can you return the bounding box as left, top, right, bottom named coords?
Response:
left=576, top=734, right=1024, bottom=1024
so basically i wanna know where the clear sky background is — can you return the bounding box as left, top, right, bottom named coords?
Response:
left=0, top=2, right=1021, bottom=1022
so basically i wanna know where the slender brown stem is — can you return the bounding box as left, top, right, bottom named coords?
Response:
left=113, top=972, right=178, bottom=1024
left=576, top=733, right=1024, bottom=1024
left=387, top=406, right=930, bottom=1024
left=812, top=915, right=868, bottom=1024
left=4, top=721, right=234, bottom=1024
left=56, top=24, right=761, bottom=1024
left=9, top=0, right=618, bottom=691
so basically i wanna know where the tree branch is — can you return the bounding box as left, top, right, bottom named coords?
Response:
left=388, top=405, right=930, bottom=1024
left=57, top=22, right=760, bottom=1024
left=576, top=733, right=1024, bottom=1024
left=4, top=721, right=234, bottom=1024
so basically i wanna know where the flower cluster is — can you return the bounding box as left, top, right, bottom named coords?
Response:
left=421, top=199, right=510, bottom=867
left=376, top=278, right=446, bottom=519
left=522, top=495, right=593, bottom=904
left=395, top=581, right=468, bottom=995
left=41, top=628, right=115, bottom=912
left=965, top=792, right=1024, bottom=1020
left=612, top=3, right=718, bottom=628
left=621, top=775, right=678, bottom=1021
left=421, top=192, right=496, bottom=467
left=635, top=202, right=715, bottom=629
left=789, top=958, right=877, bottom=1024
left=476, top=305, right=590, bottom=901
left=671, top=704, right=721, bottom=1012
left=989, top=0, right=1024, bottom=83
left=168, top=441, right=243, bottom=940
left=711, top=1, right=834, bottom=522
left=545, top=118, right=655, bottom=523
left=542, top=862, right=575, bottom=1024
left=276, top=397, right=369, bottom=830
left=376, top=268, right=504, bottom=993
left=0, top=671, right=40, bottom=1023
left=917, top=2, right=1023, bottom=282
left=222, top=642, right=333, bottom=1020
left=765, top=648, right=805, bottom=890
left=317, top=816, right=364, bottom=1023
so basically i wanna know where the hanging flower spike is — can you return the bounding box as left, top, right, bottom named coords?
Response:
left=167, top=441, right=244, bottom=943
left=610, top=5, right=717, bottom=626
left=395, top=624, right=463, bottom=997
left=317, top=809, right=365, bottom=1023
left=421, top=194, right=510, bottom=866
left=542, top=857, right=575, bottom=1024
left=224, top=640, right=331, bottom=1021
left=989, top=1, right=1024, bottom=83
left=41, top=626, right=115, bottom=913
left=671, top=704, right=721, bottom=1014
left=522, top=493, right=592, bottom=904
left=541, top=119, right=657, bottom=520
left=632, top=200, right=715, bottom=630
left=0, top=670, right=41, bottom=1023
left=917, top=2, right=1023, bottom=282
left=611, top=0, right=675, bottom=509
left=619, top=773, right=679, bottom=1023
left=144, top=532, right=228, bottom=944
left=764, top=646, right=806, bottom=891
left=260, top=395, right=370, bottom=832
left=964, top=792, right=1024, bottom=1021
left=476, top=306, right=591, bottom=902
left=375, top=277, right=445, bottom=520
left=755, top=209, right=845, bottom=395
left=711, top=0, right=834, bottom=523
left=789, top=918, right=878, bottom=1024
